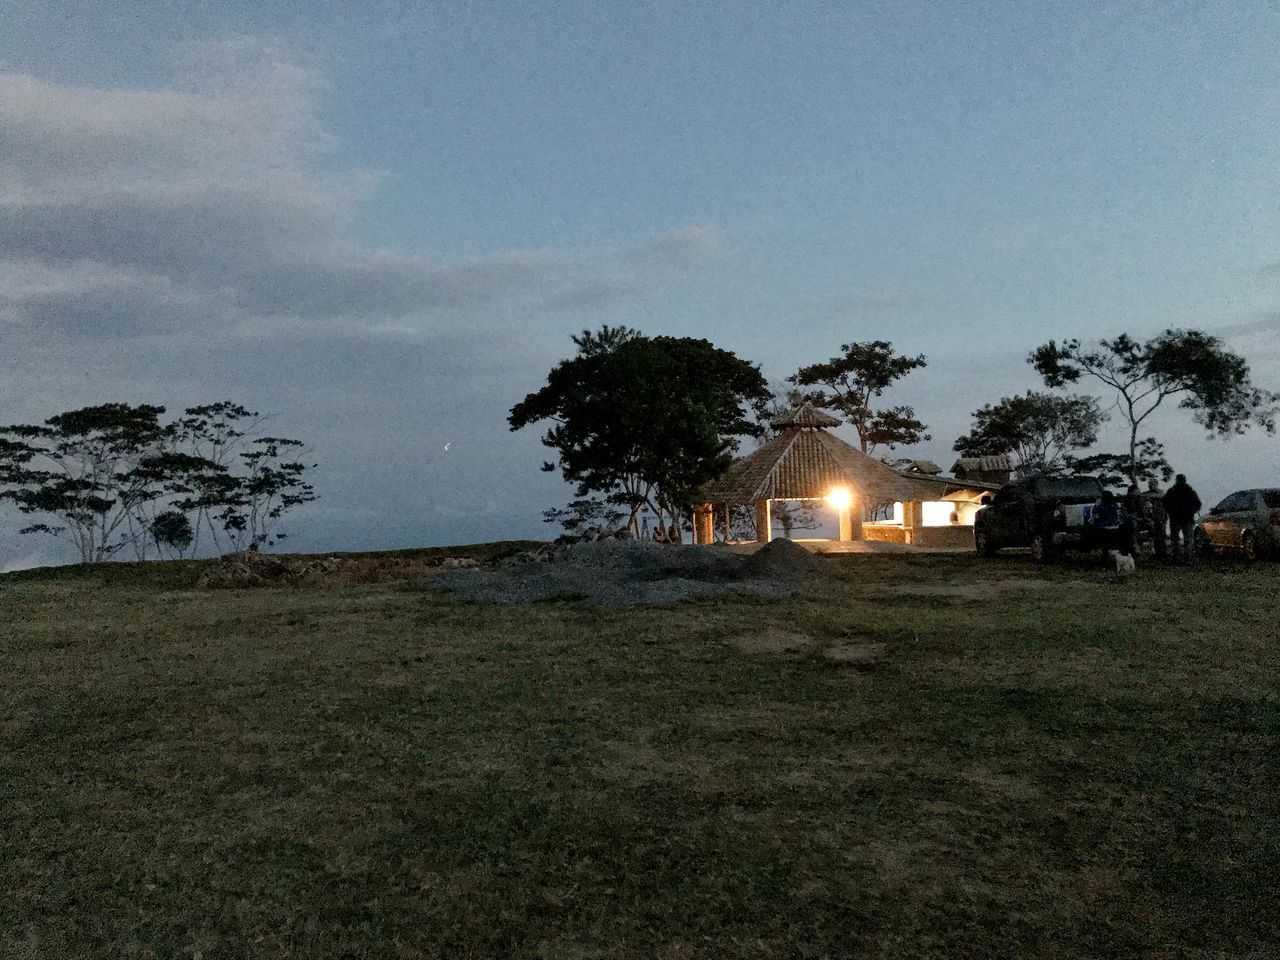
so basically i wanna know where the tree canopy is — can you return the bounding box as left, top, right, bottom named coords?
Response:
left=790, top=340, right=929, bottom=452
left=509, top=331, right=771, bottom=536
left=0, top=401, right=317, bottom=562
left=954, top=391, right=1106, bottom=478
left=1030, top=329, right=1277, bottom=484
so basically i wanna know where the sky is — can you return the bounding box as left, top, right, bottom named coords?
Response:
left=3, top=1, right=1280, bottom=569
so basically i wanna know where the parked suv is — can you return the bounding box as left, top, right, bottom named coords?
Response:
left=974, top=476, right=1139, bottom=563
left=1195, top=488, right=1280, bottom=561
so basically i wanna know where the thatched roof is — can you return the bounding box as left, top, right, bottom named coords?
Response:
left=906, top=459, right=943, bottom=475
left=951, top=454, right=1011, bottom=474
left=704, top=421, right=958, bottom=505
left=769, top=402, right=841, bottom=430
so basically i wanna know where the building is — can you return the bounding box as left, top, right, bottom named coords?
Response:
left=695, top=403, right=999, bottom=548
left=950, top=455, right=1013, bottom=486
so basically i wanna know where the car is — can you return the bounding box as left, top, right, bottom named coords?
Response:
left=973, top=475, right=1140, bottom=563
left=1195, top=488, right=1280, bottom=561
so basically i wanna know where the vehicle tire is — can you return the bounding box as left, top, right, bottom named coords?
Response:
left=974, top=528, right=997, bottom=558
left=1194, top=529, right=1213, bottom=560
left=1029, top=533, right=1053, bottom=564
left=1241, top=532, right=1258, bottom=563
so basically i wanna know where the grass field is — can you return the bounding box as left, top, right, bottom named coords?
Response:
left=2, top=550, right=1278, bottom=958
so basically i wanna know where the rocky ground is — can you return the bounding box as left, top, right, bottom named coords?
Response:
left=432, top=537, right=827, bottom=606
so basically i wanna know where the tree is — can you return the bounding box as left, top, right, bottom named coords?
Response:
left=790, top=340, right=929, bottom=452
left=570, top=324, right=641, bottom=358
left=542, top=498, right=625, bottom=535
left=0, top=402, right=317, bottom=561
left=1068, top=438, right=1173, bottom=490
left=0, top=403, right=181, bottom=562
left=954, top=391, right=1107, bottom=478
left=211, top=437, right=318, bottom=552
left=1031, top=330, right=1278, bottom=485
left=149, top=510, right=195, bottom=557
left=510, top=331, right=771, bottom=539
left=162, top=402, right=263, bottom=555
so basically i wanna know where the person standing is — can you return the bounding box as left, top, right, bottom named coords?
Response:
left=1143, top=479, right=1169, bottom=560
left=1163, top=474, right=1202, bottom=562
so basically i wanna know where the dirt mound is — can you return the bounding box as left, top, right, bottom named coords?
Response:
left=742, top=537, right=825, bottom=581
left=197, top=551, right=473, bottom=588
left=434, top=539, right=799, bottom=607
left=197, top=551, right=344, bottom=588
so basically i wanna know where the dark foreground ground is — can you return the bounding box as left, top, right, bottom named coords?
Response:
left=2, top=549, right=1277, bottom=959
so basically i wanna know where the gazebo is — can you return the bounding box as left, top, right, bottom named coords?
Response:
left=693, top=403, right=996, bottom=548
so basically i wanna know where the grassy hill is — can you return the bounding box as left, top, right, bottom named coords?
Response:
left=2, top=551, right=1277, bottom=958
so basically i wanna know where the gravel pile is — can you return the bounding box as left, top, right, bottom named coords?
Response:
left=198, top=551, right=344, bottom=588
left=432, top=538, right=824, bottom=606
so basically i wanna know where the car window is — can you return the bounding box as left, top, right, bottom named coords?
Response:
left=993, top=487, right=1020, bottom=506
left=1031, top=477, right=1102, bottom=500
left=1215, top=491, right=1255, bottom=512
left=1264, top=491, right=1280, bottom=509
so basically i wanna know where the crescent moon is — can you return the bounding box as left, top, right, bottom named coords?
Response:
left=443, top=443, right=451, bottom=451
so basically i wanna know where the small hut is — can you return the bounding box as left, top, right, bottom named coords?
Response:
left=694, top=403, right=996, bottom=548
left=950, top=455, right=1012, bottom=486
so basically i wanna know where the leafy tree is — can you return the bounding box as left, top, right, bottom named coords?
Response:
left=161, top=402, right=263, bottom=554
left=510, top=331, right=771, bottom=538
left=1067, top=438, right=1173, bottom=490
left=570, top=324, right=641, bottom=358
left=1031, top=330, right=1278, bottom=484
left=212, top=438, right=318, bottom=552
left=542, top=497, right=626, bottom=535
left=789, top=340, right=929, bottom=452
left=0, top=404, right=180, bottom=562
left=149, top=510, right=195, bottom=557
left=954, top=391, right=1107, bottom=478
left=0, top=402, right=317, bottom=561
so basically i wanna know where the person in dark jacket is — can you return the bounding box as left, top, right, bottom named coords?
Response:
left=1093, top=489, right=1122, bottom=527
left=1094, top=489, right=1136, bottom=556
left=1163, top=474, right=1202, bottom=561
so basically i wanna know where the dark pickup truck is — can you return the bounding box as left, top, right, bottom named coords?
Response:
left=974, top=476, right=1138, bottom=563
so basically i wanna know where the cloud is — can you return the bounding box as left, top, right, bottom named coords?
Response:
left=0, top=39, right=730, bottom=568
left=1209, top=311, right=1280, bottom=340
left=0, top=41, right=715, bottom=339
left=633, top=224, right=723, bottom=268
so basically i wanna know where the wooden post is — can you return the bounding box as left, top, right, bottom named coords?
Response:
left=850, top=496, right=864, bottom=541
left=838, top=504, right=853, bottom=541
left=754, top=500, right=772, bottom=542
left=722, top=504, right=731, bottom=543
left=694, top=504, right=714, bottom=545
left=903, top=500, right=923, bottom=544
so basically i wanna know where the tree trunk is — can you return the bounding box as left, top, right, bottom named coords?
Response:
left=1128, top=421, right=1139, bottom=486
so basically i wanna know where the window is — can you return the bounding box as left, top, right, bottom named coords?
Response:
left=1215, top=491, right=1256, bottom=513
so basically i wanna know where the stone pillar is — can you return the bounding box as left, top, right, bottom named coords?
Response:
left=850, top=496, right=864, bottom=541
left=694, top=504, right=714, bottom=545
left=838, top=504, right=853, bottom=541
left=903, top=500, right=923, bottom=544
left=754, top=500, right=772, bottom=542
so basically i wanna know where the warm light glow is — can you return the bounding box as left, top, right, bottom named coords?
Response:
left=825, top=486, right=852, bottom=511
left=923, top=500, right=964, bottom=526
